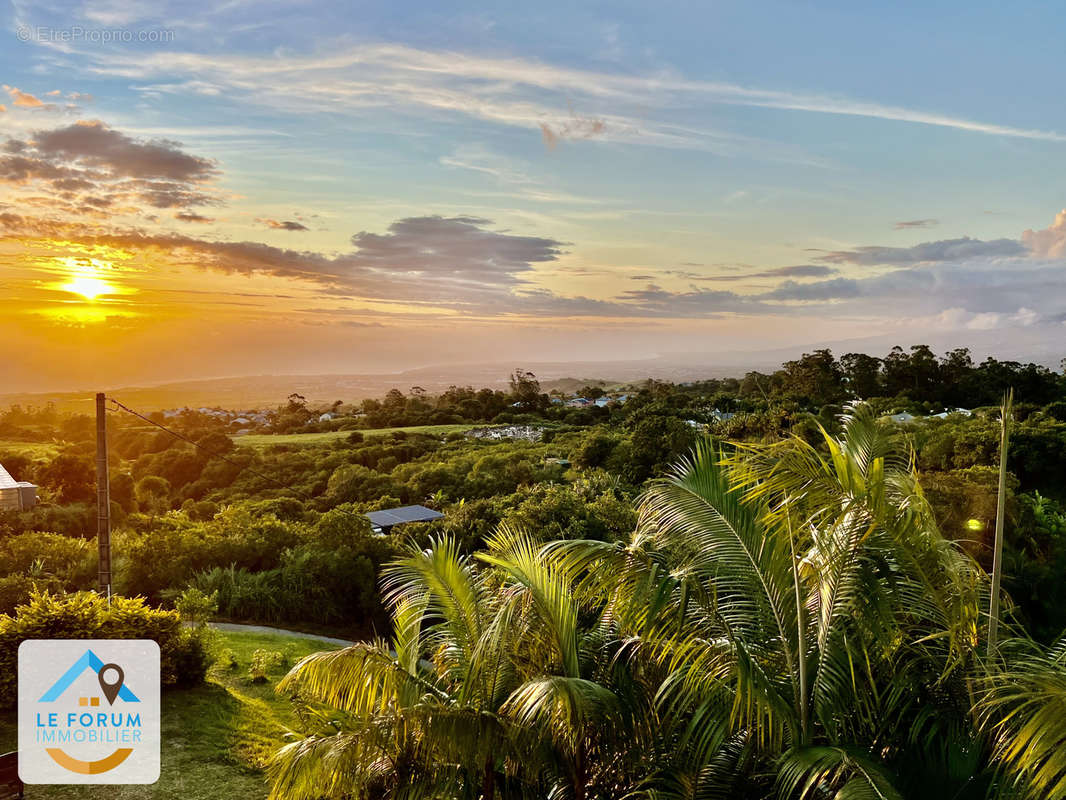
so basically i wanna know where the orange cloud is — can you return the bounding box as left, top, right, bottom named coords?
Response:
left=3, top=85, right=45, bottom=108
left=257, top=218, right=308, bottom=231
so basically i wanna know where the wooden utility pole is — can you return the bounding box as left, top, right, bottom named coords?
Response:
left=95, top=392, right=112, bottom=596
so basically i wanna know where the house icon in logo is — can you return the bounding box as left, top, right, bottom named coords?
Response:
left=39, top=650, right=140, bottom=704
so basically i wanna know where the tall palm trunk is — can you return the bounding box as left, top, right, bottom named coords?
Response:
left=987, top=390, right=1012, bottom=657
left=787, top=502, right=809, bottom=743
left=481, top=758, right=495, bottom=800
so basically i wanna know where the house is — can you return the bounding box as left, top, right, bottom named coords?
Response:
left=932, top=408, right=974, bottom=420
left=318, top=412, right=335, bottom=422
left=0, top=462, right=37, bottom=511
left=889, top=412, right=917, bottom=424
left=594, top=398, right=610, bottom=408
left=365, top=504, right=444, bottom=536
left=566, top=397, right=591, bottom=408
left=710, top=409, right=735, bottom=422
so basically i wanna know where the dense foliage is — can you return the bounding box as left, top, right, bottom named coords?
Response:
left=267, top=408, right=1066, bottom=800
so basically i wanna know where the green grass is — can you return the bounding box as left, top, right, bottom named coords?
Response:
left=0, top=440, right=60, bottom=459
left=235, top=423, right=482, bottom=449
left=0, top=628, right=345, bottom=799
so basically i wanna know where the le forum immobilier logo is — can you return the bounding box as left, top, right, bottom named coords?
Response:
left=18, top=640, right=160, bottom=784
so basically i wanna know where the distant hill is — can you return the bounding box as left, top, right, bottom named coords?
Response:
left=2, top=325, right=1059, bottom=412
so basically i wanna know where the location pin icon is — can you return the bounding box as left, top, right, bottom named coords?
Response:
left=98, top=663, right=124, bottom=705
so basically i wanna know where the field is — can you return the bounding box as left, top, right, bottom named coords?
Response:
left=234, top=422, right=482, bottom=449
left=0, top=628, right=345, bottom=799
left=0, top=440, right=60, bottom=459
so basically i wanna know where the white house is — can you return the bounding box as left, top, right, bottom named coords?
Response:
left=0, top=462, right=37, bottom=511
left=889, top=412, right=917, bottom=424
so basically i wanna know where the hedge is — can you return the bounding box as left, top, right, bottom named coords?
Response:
left=0, top=591, right=210, bottom=709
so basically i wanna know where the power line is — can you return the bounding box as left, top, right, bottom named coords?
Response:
left=107, top=396, right=364, bottom=519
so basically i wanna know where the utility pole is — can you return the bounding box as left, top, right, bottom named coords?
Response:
left=95, top=392, right=112, bottom=596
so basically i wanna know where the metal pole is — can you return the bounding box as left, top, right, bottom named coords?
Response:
left=96, top=392, right=112, bottom=596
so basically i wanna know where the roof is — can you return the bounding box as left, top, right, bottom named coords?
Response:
left=365, top=504, right=444, bottom=528
left=0, top=463, right=16, bottom=489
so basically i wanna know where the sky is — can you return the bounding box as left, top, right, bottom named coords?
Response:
left=2, top=0, right=1065, bottom=392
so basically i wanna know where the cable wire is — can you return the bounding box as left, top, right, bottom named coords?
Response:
left=107, top=396, right=363, bottom=518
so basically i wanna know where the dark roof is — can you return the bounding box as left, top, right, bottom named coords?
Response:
left=365, top=504, right=444, bottom=528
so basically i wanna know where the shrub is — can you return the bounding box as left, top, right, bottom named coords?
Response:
left=174, top=586, right=219, bottom=626
left=0, top=591, right=210, bottom=708
left=248, top=649, right=284, bottom=683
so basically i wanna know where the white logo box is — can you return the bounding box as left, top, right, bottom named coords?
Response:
left=18, top=640, right=160, bottom=784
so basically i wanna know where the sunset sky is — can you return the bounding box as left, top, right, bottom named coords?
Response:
left=2, top=1, right=1065, bottom=392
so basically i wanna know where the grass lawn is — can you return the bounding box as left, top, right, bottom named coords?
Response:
left=235, top=422, right=483, bottom=449
left=0, top=628, right=345, bottom=799
left=0, top=440, right=60, bottom=459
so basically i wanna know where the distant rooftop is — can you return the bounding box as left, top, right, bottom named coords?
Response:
left=365, top=504, right=444, bottom=531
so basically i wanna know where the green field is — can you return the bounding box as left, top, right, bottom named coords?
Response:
left=235, top=423, right=482, bottom=449
left=0, top=628, right=345, bottom=799
left=0, top=440, right=60, bottom=459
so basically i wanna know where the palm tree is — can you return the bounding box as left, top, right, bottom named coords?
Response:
left=588, top=404, right=989, bottom=797
left=269, top=530, right=634, bottom=800
left=978, top=636, right=1066, bottom=799
left=269, top=535, right=518, bottom=799
left=987, top=390, right=1013, bottom=657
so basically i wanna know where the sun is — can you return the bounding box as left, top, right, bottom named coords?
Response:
left=62, top=275, right=116, bottom=301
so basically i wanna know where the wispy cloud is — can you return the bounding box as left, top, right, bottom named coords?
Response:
left=894, top=218, right=939, bottom=230
left=57, top=41, right=1066, bottom=148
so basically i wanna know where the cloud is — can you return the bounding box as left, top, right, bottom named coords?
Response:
left=0, top=105, right=6, bottom=113
left=175, top=211, right=214, bottom=223
left=614, top=283, right=756, bottom=316
left=258, top=218, right=309, bottom=231
left=812, top=236, right=1026, bottom=266
left=894, top=218, right=938, bottom=230
left=0, top=120, right=220, bottom=216
left=679, top=264, right=838, bottom=282
left=935, top=306, right=1042, bottom=330
left=760, top=277, right=862, bottom=301
left=32, top=120, right=217, bottom=181
left=62, top=41, right=1066, bottom=153
left=1022, top=209, right=1066, bottom=258
left=3, top=85, right=46, bottom=108
left=540, top=111, right=606, bottom=149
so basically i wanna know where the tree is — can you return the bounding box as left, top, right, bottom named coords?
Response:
left=37, top=451, right=95, bottom=504
left=269, top=532, right=627, bottom=800
left=508, top=369, right=546, bottom=411
left=780, top=349, right=846, bottom=405
left=134, top=475, right=171, bottom=516
left=840, top=352, right=882, bottom=398
left=988, top=391, right=1013, bottom=656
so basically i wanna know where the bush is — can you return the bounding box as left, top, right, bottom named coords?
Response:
left=248, top=649, right=284, bottom=683
left=174, top=586, right=218, bottom=626
left=0, top=574, right=63, bottom=615
left=0, top=591, right=211, bottom=708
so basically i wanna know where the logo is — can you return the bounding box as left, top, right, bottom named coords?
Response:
left=18, top=640, right=160, bottom=784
